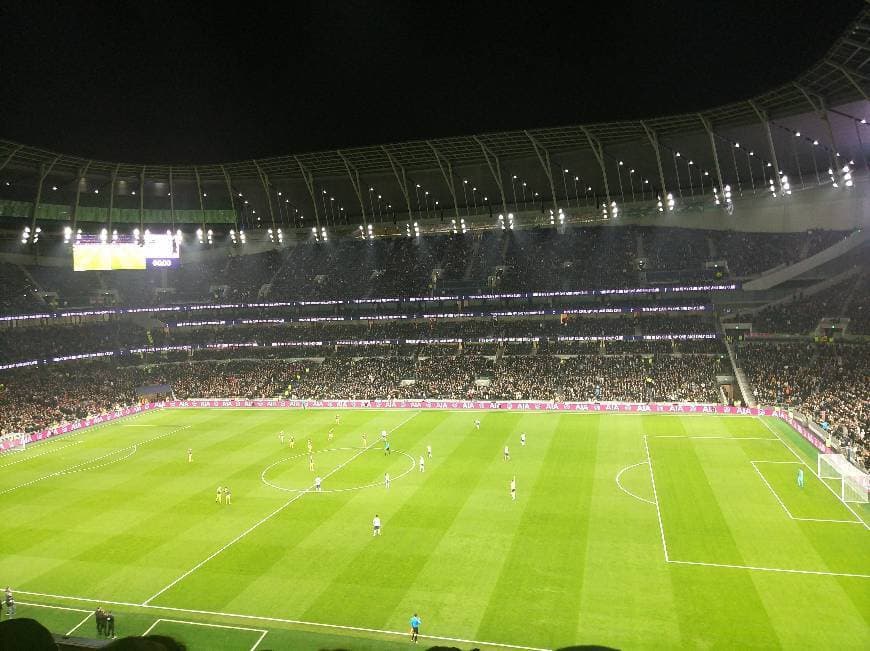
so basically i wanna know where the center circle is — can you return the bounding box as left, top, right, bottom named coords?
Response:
left=260, top=446, right=416, bottom=494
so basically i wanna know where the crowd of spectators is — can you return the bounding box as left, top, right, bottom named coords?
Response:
left=0, top=343, right=727, bottom=434
left=1, top=226, right=852, bottom=311
left=709, top=229, right=846, bottom=276
left=739, top=342, right=869, bottom=467
left=0, top=263, right=42, bottom=313
left=0, top=312, right=718, bottom=363
left=0, top=364, right=128, bottom=434
left=5, top=337, right=867, bottom=469
left=843, top=273, right=869, bottom=335
left=749, top=277, right=859, bottom=334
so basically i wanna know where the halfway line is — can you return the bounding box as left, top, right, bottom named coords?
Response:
left=142, top=411, right=421, bottom=606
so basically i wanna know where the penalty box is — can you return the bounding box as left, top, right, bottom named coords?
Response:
left=646, top=435, right=869, bottom=577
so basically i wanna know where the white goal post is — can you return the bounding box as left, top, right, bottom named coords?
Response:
left=0, top=433, right=27, bottom=453
left=818, top=454, right=869, bottom=504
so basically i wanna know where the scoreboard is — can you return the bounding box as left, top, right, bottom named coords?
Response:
left=73, top=233, right=181, bottom=271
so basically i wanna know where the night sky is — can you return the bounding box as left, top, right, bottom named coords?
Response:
left=0, top=0, right=863, bottom=164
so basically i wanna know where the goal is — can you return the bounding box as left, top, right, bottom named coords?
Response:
left=0, top=433, right=27, bottom=453
left=818, top=454, right=869, bottom=503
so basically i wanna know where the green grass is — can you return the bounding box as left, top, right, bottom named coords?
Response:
left=1, top=409, right=867, bottom=650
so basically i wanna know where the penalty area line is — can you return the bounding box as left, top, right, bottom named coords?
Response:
left=750, top=461, right=862, bottom=525
left=757, top=418, right=869, bottom=530
left=0, top=426, right=190, bottom=497
left=142, top=411, right=422, bottom=606
left=643, top=435, right=670, bottom=562
left=16, top=589, right=550, bottom=651
left=668, top=558, right=870, bottom=579
left=16, top=601, right=94, bottom=636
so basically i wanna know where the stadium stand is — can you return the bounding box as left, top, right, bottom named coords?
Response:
left=0, top=227, right=855, bottom=310
left=740, top=341, right=869, bottom=467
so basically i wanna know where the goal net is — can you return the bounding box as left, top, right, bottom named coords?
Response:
left=0, top=433, right=27, bottom=453
left=818, top=454, right=869, bottom=503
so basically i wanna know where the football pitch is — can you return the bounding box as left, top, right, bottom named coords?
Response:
left=1, top=408, right=867, bottom=650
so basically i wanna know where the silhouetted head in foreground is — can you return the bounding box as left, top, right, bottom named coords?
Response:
left=0, top=618, right=57, bottom=650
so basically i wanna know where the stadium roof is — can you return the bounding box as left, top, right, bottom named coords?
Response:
left=0, top=7, right=868, bottom=228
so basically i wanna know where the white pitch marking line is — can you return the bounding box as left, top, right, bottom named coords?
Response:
left=59, top=446, right=138, bottom=475
left=751, top=460, right=802, bottom=464
left=615, top=461, right=656, bottom=505
left=668, top=558, right=870, bottom=579
left=0, top=441, right=84, bottom=469
left=66, top=611, right=96, bottom=636
left=16, top=589, right=550, bottom=651
left=261, top=448, right=416, bottom=494
left=643, top=435, right=669, bottom=561
left=651, top=435, right=779, bottom=440
left=250, top=629, right=269, bottom=651
left=750, top=461, right=862, bottom=525
left=17, top=600, right=91, bottom=613
left=16, top=600, right=94, bottom=636
left=142, top=411, right=422, bottom=606
left=0, top=426, right=190, bottom=497
left=757, top=418, right=869, bottom=530
left=142, top=618, right=267, bottom=636
left=750, top=461, right=797, bottom=519
left=0, top=406, right=157, bottom=461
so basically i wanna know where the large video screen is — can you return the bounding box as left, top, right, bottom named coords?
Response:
left=73, top=234, right=181, bottom=271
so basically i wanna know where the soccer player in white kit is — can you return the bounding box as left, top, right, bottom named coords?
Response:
left=510, top=477, right=516, bottom=500
left=474, top=419, right=480, bottom=430
left=520, top=433, right=526, bottom=447
left=279, top=431, right=284, bottom=444
left=315, top=476, right=322, bottom=492
left=384, top=472, right=390, bottom=489
left=419, top=455, right=425, bottom=472
left=504, top=445, right=510, bottom=461
left=188, top=448, right=193, bottom=463
left=372, top=515, right=381, bottom=536
left=427, top=444, right=432, bottom=459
